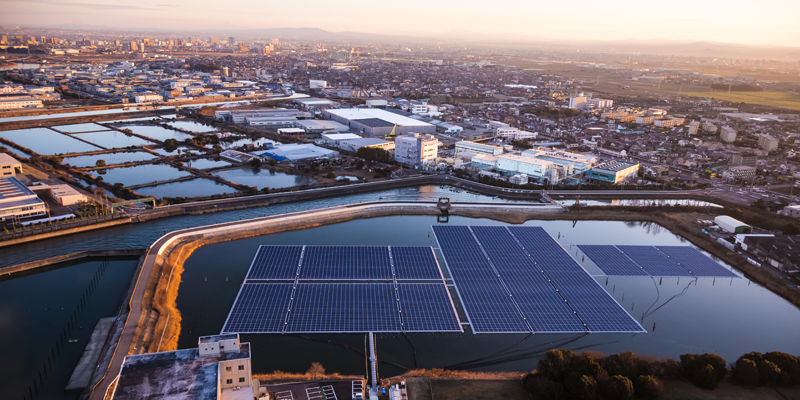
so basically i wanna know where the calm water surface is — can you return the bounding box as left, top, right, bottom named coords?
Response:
left=212, top=167, right=316, bottom=189
left=0, top=259, right=138, bottom=400
left=52, top=123, right=109, bottom=133
left=178, top=216, right=800, bottom=379
left=64, top=152, right=157, bottom=168
left=0, top=128, right=101, bottom=154
left=72, top=131, right=156, bottom=149
left=135, top=178, right=238, bottom=198
left=166, top=121, right=216, bottom=133
left=121, top=125, right=194, bottom=141
left=89, top=164, right=190, bottom=187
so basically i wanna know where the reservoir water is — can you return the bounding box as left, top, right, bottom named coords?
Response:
left=2, top=185, right=799, bottom=400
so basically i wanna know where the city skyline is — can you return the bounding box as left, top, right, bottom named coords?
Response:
left=3, top=0, right=799, bottom=47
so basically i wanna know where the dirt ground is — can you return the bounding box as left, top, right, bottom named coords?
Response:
left=662, top=380, right=800, bottom=400
left=405, top=378, right=529, bottom=400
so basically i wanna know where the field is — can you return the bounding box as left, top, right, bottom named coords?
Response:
left=405, top=379, right=529, bottom=400
left=676, top=91, right=800, bottom=111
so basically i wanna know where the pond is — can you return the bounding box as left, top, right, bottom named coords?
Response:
left=72, top=131, right=156, bottom=149
left=554, top=199, right=722, bottom=208
left=0, top=258, right=139, bottom=400
left=1, top=146, right=31, bottom=159
left=0, top=128, right=101, bottom=154
left=134, top=178, right=239, bottom=198
left=89, top=164, right=191, bottom=187
left=177, top=216, right=800, bottom=380
left=119, top=125, right=194, bottom=141
left=166, top=120, right=216, bottom=133
left=63, top=152, right=157, bottom=168
left=211, top=167, right=316, bottom=189
left=51, top=123, right=110, bottom=133
left=182, top=157, right=231, bottom=170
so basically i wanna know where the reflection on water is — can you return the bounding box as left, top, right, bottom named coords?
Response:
left=89, top=164, right=190, bottom=187
left=135, top=178, right=238, bottom=198
left=0, top=127, right=101, bottom=154
left=212, top=167, right=316, bottom=189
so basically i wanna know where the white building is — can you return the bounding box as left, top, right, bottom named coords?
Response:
left=0, top=97, right=43, bottom=109
left=455, top=141, right=504, bottom=156
left=338, top=138, right=395, bottom=153
left=523, top=149, right=595, bottom=174
left=688, top=121, right=700, bottom=135
left=496, top=154, right=556, bottom=181
left=133, top=94, right=163, bottom=103
left=321, top=133, right=362, bottom=146
left=0, top=153, right=23, bottom=177
left=0, top=177, right=47, bottom=222
left=295, top=120, right=349, bottom=133
left=48, top=184, right=86, bottom=206
left=720, top=127, right=737, bottom=143
left=569, top=93, right=587, bottom=109
left=471, top=154, right=499, bottom=169
left=758, top=135, right=779, bottom=152
left=394, top=133, right=439, bottom=167
left=309, top=80, right=328, bottom=89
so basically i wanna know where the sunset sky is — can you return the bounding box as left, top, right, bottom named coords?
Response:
left=3, top=0, right=799, bottom=46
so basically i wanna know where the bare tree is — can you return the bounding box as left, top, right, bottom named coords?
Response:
left=307, top=362, right=325, bottom=380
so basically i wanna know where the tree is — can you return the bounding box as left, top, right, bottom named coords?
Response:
left=268, top=158, right=277, bottom=166
left=355, top=147, right=391, bottom=163
left=250, top=158, right=262, bottom=168
left=538, top=349, right=574, bottom=382
left=326, top=171, right=337, bottom=179
left=759, top=360, right=782, bottom=386
left=734, top=358, right=760, bottom=386
left=601, top=375, right=634, bottom=400
left=695, top=364, right=719, bottom=390
left=784, top=223, right=800, bottom=235
left=96, top=159, right=106, bottom=167
left=523, top=373, right=564, bottom=400
left=355, top=160, right=365, bottom=170
left=564, top=373, right=598, bottom=400
left=307, top=362, right=325, bottom=380
left=633, top=375, right=663, bottom=399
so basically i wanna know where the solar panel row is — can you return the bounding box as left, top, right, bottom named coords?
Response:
left=245, top=245, right=443, bottom=281
left=580, top=245, right=737, bottom=278
left=432, top=225, right=646, bottom=334
left=221, top=283, right=462, bottom=333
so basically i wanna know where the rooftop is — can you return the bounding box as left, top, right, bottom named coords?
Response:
left=112, top=343, right=250, bottom=400
left=0, top=176, right=37, bottom=202
left=0, top=153, right=21, bottom=164
left=592, top=160, right=638, bottom=173
left=326, top=108, right=433, bottom=127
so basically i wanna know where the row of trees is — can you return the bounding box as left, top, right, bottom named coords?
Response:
left=524, top=350, right=800, bottom=399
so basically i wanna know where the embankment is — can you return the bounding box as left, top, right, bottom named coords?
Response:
left=130, top=201, right=560, bottom=355
left=0, top=248, right=145, bottom=276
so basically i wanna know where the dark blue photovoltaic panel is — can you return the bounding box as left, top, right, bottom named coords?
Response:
left=286, top=283, right=400, bottom=332
left=432, top=225, right=530, bottom=333
left=578, top=245, right=648, bottom=276
left=655, top=246, right=738, bottom=277
left=507, top=227, right=583, bottom=272
left=221, top=283, right=293, bottom=333
left=471, top=226, right=586, bottom=332
left=397, top=284, right=462, bottom=332
left=300, top=246, right=393, bottom=280
left=246, top=246, right=303, bottom=280
left=391, top=247, right=443, bottom=280
left=543, top=272, right=645, bottom=332
left=617, top=246, right=691, bottom=276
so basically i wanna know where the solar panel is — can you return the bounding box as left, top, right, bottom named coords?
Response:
left=507, top=226, right=584, bottom=272
left=246, top=246, right=303, bottom=280
left=221, top=283, right=293, bottom=334
left=286, top=283, right=401, bottom=333
left=471, top=226, right=586, bottom=332
left=300, top=246, right=393, bottom=280
left=578, top=245, right=649, bottom=276
left=397, top=284, right=462, bottom=332
left=617, top=246, right=692, bottom=276
left=390, top=247, right=443, bottom=280
left=505, top=227, right=645, bottom=333
left=655, top=246, right=738, bottom=277
left=543, top=272, right=645, bottom=333
left=432, top=225, right=530, bottom=333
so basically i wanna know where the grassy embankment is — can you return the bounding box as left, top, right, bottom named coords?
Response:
left=252, top=371, right=363, bottom=384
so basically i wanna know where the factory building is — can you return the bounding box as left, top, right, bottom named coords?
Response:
left=337, top=138, right=395, bottom=153
left=255, top=143, right=339, bottom=161
left=214, top=109, right=307, bottom=124
left=0, top=176, right=47, bottom=222
left=586, top=160, right=639, bottom=184
left=394, top=133, right=439, bottom=167
left=496, top=155, right=557, bottom=181
left=455, top=141, right=504, bottom=156
left=522, top=149, right=595, bottom=175
left=295, top=120, right=349, bottom=134
left=322, top=108, right=435, bottom=138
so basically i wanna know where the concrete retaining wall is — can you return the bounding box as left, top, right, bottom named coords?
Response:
left=0, top=248, right=146, bottom=276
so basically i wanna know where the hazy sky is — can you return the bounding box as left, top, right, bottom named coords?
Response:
left=3, top=0, right=799, bottom=46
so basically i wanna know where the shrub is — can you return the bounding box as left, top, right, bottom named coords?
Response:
left=694, top=364, right=719, bottom=390
left=96, top=159, right=106, bottom=167
left=523, top=373, right=564, bottom=400
left=250, top=158, right=262, bottom=168
left=633, top=375, right=663, bottom=399
left=734, top=358, right=760, bottom=385
left=564, top=373, right=598, bottom=400
left=601, top=375, right=634, bottom=400
left=679, top=353, right=726, bottom=383
left=759, top=360, right=782, bottom=386
left=538, top=349, right=574, bottom=382
left=326, top=171, right=336, bottom=179
left=570, top=353, right=604, bottom=378
left=763, top=352, right=800, bottom=384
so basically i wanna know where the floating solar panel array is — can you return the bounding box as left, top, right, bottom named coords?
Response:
left=221, top=246, right=462, bottom=334
left=578, top=245, right=738, bottom=278
left=432, top=226, right=645, bottom=334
